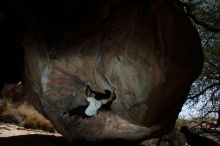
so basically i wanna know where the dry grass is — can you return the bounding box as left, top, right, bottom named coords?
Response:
left=0, top=99, right=55, bottom=133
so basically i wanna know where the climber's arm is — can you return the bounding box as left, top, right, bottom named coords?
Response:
left=107, top=92, right=115, bottom=102
left=84, top=85, right=89, bottom=99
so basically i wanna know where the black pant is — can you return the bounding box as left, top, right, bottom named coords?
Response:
left=68, top=105, right=91, bottom=119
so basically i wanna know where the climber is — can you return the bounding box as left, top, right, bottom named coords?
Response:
left=61, top=84, right=116, bottom=119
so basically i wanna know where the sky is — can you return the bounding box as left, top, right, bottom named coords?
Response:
left=179, top=99, right=218, bottom=120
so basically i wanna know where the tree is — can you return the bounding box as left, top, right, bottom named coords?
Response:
left=179, top=0, right=220, bottom=124
left=188, top=43, right=220, bottom=121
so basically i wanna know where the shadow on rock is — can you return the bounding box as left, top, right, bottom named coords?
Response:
left=0, top=134, right=141, bottom=146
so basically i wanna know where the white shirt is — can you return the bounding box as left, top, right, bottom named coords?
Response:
left=85, top=97, right=108, bottom=116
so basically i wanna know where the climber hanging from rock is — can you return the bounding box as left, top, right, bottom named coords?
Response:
left=60, top=83, right=116, bottom=120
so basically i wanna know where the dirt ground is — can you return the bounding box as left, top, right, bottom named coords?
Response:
left=0, top=123, right=61, bottom=137
left=0, top=123, right=142, bottom=146
left=0, top=123, right=68, bottom=146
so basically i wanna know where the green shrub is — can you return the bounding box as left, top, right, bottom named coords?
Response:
left=176, top=118, right=190, bottom=130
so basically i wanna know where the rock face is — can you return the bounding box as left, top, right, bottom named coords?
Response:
left=20, top=0, right=203, bottom=142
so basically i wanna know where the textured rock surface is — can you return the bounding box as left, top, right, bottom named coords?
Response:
left=20, top=0, right=203, bottom=142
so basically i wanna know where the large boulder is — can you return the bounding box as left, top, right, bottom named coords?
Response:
left=20, top=0, right=203, bottom=142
